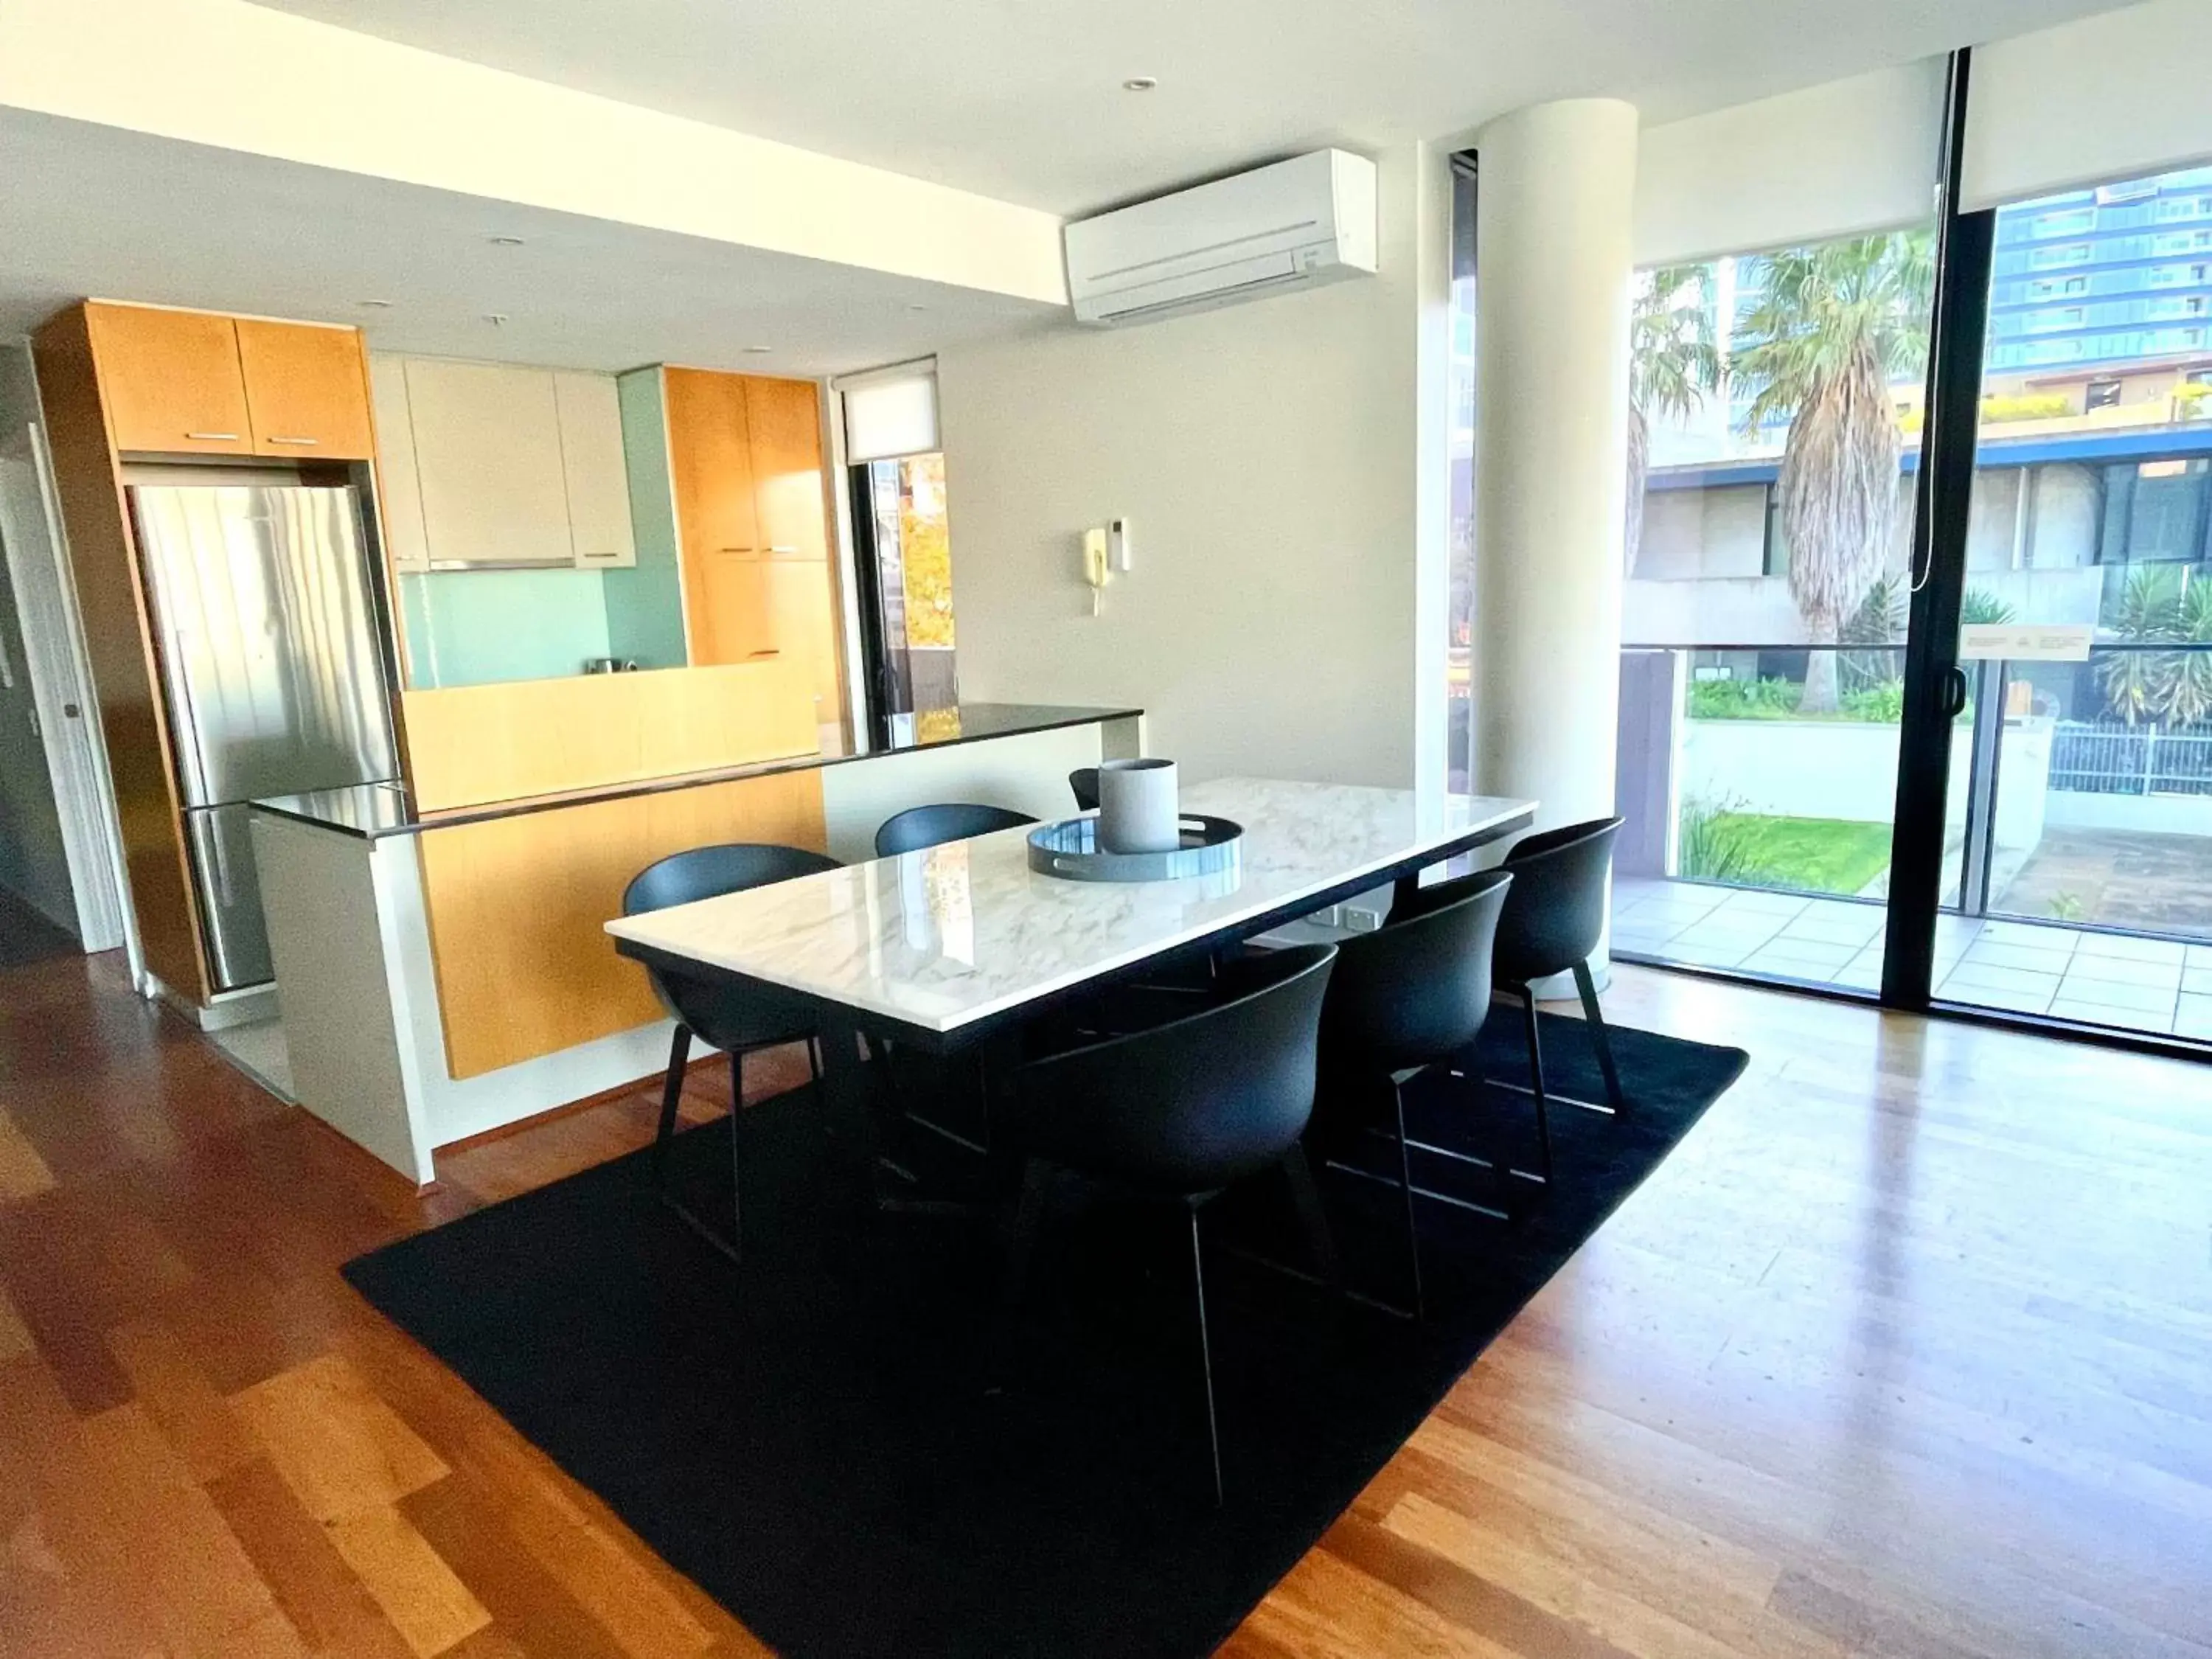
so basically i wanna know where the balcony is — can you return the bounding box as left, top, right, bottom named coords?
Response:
left=1613, top=641, right=2212, bottom=1034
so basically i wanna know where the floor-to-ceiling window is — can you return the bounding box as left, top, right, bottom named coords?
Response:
left=1442, top=33, right=2212, bottom=1053
left=1611, top=223, right=1943, bottom=992
left=857, top=452, right=956, bottom=712
left=1445, top=159, right=1478, bottom=793
left=1937, top=164, right=2212, bottom=1037
left=839, top=360, right=960, bottom=735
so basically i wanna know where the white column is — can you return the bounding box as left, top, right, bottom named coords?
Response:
left=1472, top=100, right=1638, bottom=843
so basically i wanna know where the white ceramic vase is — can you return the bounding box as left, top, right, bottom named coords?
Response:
left=1097, top=758, right=1180, bottom=854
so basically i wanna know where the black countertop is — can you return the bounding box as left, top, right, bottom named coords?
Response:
left=251, top=702, right=1141, bottom=840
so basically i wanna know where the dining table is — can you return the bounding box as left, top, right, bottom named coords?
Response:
left=605, top=777, right=1537, bottom=1187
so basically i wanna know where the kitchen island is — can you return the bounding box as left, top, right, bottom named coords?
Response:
left=249, top=703, right=1141, bottom=1183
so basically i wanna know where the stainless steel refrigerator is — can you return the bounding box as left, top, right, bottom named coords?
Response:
left=128, top=480, right=400, bottom=992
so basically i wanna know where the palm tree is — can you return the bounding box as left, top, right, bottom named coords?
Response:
left=1731, top=233, right=1934, bottom=712
left=1625, top=265, right=1723, bottom=574
left=2098, top=565, right=2212, bottom=726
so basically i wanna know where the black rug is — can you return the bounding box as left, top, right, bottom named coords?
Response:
left=344, top=1012, right=1747, bottom=1658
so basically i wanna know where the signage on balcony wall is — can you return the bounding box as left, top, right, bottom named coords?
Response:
left=1958, top=622, right=2094, bottom=662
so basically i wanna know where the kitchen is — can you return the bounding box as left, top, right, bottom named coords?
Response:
left=23, top=296, right=1136, bottom=1181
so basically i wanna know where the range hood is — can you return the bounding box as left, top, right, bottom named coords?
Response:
left=423, top=555, right=575, bottom=571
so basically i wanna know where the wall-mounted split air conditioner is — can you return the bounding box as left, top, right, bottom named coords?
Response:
left=1062, top=149, right=1380, bottom=327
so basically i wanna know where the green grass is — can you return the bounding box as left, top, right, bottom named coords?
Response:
left=1686, top=676, right=1927, bottom=723
left=1680, top=811, right=1893, bottom=897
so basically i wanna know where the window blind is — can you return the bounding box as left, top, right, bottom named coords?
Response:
left=1631, top=61, right=1944, bottom=268
left=1964, top=0, right=2212, bottom=212
left=839, top=361, right=939, bottom=462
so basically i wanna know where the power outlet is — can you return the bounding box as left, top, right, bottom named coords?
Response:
left=1343, top=905, right=1385, bottom=933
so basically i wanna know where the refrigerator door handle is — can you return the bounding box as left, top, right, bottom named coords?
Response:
left=206, top=809, right=235, bottom=907
left=164, top=625, right=212, bottom=803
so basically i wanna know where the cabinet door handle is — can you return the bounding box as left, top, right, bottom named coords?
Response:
left=768, top=545, right=799, bottom=554
left=748, top=649, right=781, bottom=658
left=718, top=546, right=755, bottom=554
left=265, top=435, right=320, bottom=445
left=186, top=431, right=241, bottom=442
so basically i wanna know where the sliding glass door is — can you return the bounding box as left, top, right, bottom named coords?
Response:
left=1613, top=57, right=2212, bottom=1051
left=1439, top=41, right=2212, bottom=1052
left=1610, top=209, right=1944, bottom=995
left=1928, top=161, right=2212, bottom=1039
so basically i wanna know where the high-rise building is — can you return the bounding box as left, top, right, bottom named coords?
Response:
left=1986, top=167, right=2212, bottom=375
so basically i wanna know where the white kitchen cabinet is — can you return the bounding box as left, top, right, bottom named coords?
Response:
left=400, top=358, right=574, bottom=568
left=553, top=371, right=636, bottom=568
left=366, top=354, right=430, bottom=574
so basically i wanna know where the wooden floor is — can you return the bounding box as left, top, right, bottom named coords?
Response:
left=1, top=950, right=2208, bottom=1658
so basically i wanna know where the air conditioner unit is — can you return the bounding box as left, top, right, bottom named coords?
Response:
left=1063, top=149, right=1379, bottom=327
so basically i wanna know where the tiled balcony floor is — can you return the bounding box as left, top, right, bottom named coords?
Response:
left=1614, top=876, right=2212, bottom=1039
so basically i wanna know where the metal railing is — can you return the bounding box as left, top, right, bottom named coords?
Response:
left=2050, top=721, right=2212, bottom=796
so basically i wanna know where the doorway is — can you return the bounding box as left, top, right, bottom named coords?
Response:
left=850, top=452, right=957, bottom=726
left=836, top=360, right=959, bottom=737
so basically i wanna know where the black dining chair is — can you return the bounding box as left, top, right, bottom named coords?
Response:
left=1068, top=767, right=1100, bottom=811
left=998, top=942, right=1340, bottom=1506
left=1487, top=818, right=1628, bottom=1166
left=623, top=842, right=842, bottom=1260
left=1315, top=868, right=1513, bottom=1318
left=874, top=802, right=1037, bottom=857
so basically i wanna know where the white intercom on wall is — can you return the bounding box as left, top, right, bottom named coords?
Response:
left=1082, top=518, right=1133, bottom=614
left=1082, top=526, right=1110, bottom=615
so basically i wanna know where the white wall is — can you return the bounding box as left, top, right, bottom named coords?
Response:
left=937, top=145, right=1444, bottom=789
left=1681, top=717, right=2051, bottom=853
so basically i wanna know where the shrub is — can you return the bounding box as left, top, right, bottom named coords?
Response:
left=1961, top=588, right=2017, bottom=625
left=1676, top=798, right=1773, bottom=885
left=1980, top=392, right=2074, bottom=423
left=1840, top=681, right=1905, bottom=722
left=1687, top=676, right=1802, bottom=720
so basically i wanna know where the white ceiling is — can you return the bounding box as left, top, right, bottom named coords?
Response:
left=0, top=108, right=1060, bottom=376
left=252, top=0, right=2136, bottom=215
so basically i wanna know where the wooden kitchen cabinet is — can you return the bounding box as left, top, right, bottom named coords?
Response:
left=664, top=367, right=758, bottom=560
left=83, top=302, right=376, bottom=462
left=83, top=302, right=253, bottom=456
left=744, top=376, right=830, bottom=560
left=664, top=366, right=838, bottom=714
left=236, top=318, right=375, bottom=459
left=689, top=555, right=835, bottom=706
left=765, top=557, right=840, bottom=713
left=690, top=552, right=772, bottom=666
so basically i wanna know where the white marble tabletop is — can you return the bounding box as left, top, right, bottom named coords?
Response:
left=605, top=777, right=1535, bottom=1038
